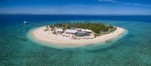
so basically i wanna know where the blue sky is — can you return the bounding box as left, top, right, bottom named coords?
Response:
left=0, top=0, right=151, bottom=15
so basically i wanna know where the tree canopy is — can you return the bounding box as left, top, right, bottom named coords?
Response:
left=49, top=22, right=116, bottom=33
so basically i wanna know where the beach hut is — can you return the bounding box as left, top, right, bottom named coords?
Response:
left=77, top=28, right=82, bottom=32
left=56, top=28, right=63, bottom=34
left=100, top=30, right=105, bottom=34
left=85, top=29, right=92, bottom=33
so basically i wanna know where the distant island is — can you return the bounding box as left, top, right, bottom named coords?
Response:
left=28, top=22, right=126, bottom=47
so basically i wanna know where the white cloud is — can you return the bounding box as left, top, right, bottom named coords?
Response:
left=50, top=9, right=56, bottom=12
left=98, top=0, right=116, bottom=2
left=122, top=3, right=151, bottom=7
left=41, top=9, right=47, bottom=11
left=122, top=3, right=131, bottom=5
left=41, top=9, right=44, bottom=11
left=98, top=0, right=151, bottom=7
left=133, top=4, right=141, bottom=6
left=143, top=5, right=151, bottom=7
left=41, top=9, right=57, bottom=11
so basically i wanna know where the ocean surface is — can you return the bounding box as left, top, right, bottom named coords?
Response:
left=0, top=15, right=151, bottom=66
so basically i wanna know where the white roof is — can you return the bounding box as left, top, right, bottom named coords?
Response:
left=65, top=29, right=77, bottom=33
left=56, top=28, right=63, bottom=32
left=76, top=28, right=82, bottom=30
left=81, top=29, right=92, bottom=32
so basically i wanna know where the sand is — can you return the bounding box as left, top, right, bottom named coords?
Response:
left=29, top=26, right=126, bottom=47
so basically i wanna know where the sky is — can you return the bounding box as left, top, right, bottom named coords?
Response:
left=0, top=0, right=151, bottom=15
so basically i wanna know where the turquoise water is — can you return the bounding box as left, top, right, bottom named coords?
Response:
left=1, top=16, right=151, bottom=66
left=75, top=32, right=90, bottom=36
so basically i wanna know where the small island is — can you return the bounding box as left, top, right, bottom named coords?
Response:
left=28, top=22, right=126, bottom=47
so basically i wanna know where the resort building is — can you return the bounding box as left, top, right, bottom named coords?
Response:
left=100, top=30, right=106, bottom=34
left=55, top=27, right=94, bottom=38
left=55, top=28, right=63, bottom=34
left=64, top=28, right=92, bottom=34
left=65, top=29, right=77, bottom=34
left=81, top=29, right=92, bottom=33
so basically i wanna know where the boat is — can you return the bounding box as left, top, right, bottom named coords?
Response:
left=24, top=21, right=30, bottom=24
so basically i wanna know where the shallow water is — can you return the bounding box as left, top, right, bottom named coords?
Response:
left=0, top=15, right=151, bottom=66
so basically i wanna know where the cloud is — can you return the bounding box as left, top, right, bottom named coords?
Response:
left=122, top=3, right=151, bottom=7
left=98, top=0, right=116, bottom=2
left=41, top=9, right=47, bottom=11
left=50, top=9, right=56, bottom=12
left=143, top=5, right=151, bottom=7
left=41, top=9, right=57, bottom=12
left=41, top=9, right=44, bottom=11
left=98, top=0, right=151, bottom=7
left=122, top=3, right=131, bottom=5
left=131, top=4, right=151, bottom=7
left=133, top=4, right=141, bottom=6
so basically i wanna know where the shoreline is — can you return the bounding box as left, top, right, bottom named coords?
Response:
left=27, top=26, right=126, bottom=48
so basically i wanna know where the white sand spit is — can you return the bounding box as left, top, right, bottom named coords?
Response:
left=29, top=26, right=126, bottom=47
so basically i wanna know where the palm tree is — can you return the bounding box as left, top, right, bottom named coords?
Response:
left=51, top=22, right=115, bottom=34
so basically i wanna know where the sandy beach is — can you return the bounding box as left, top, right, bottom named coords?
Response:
left=29, top=26, right=126, bottom=47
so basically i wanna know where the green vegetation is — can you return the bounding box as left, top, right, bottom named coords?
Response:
left=72, top=36, right=77, bottom=39
left=49, top=22, right=116, bottom=34
left=53, top=31, right=56, bottom=34
left=94, top=33, right=100, bottom=38
left=44, top=26, right=48, bottom=31
left=53, top=31, right=57, bottom=36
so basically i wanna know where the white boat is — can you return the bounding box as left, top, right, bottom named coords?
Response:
left=24, top=21, right=30, bottom=24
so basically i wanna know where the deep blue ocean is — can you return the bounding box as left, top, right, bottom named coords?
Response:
left=0, top=15, right=151, bottom=66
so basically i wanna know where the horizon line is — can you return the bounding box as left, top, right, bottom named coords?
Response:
left=0, top=13, right=151, bottom=16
